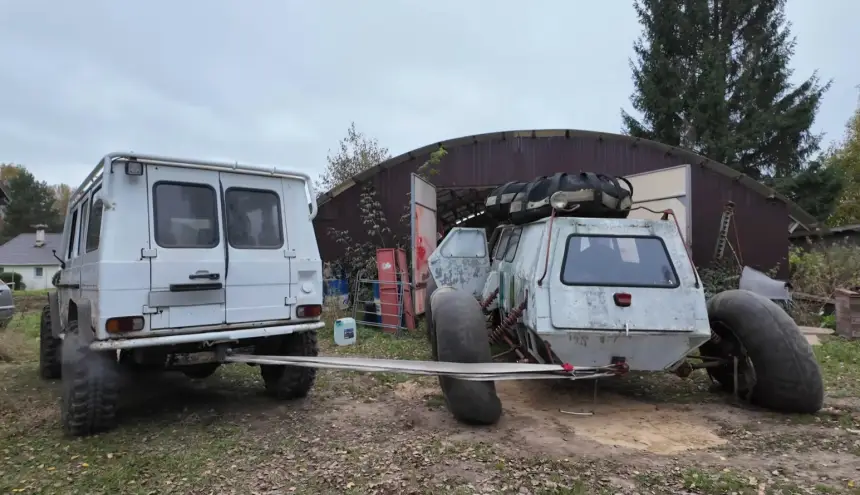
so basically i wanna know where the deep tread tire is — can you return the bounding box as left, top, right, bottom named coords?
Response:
left=702, top=289, right=824, bottom=414
left=60, top=322, right=120, bottom=437
left=258, top=331, right=318, bottom=400
left=425, top=276, right=502, bottom=426
left=39, top=305, right=62, bottom=380
left=182, top=363, right=220, bottom=379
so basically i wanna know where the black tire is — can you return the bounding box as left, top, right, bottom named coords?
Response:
left=39, top=305, right=62, bottom=380
left=60, top=321, right=120, bottom=437
left=425, top=276, right=502, bottom=425
left=182, top=363, right=220, bottom=379
left=700, top=289, right=824, bottom=414
left=257, top=330, right=318, bottom=400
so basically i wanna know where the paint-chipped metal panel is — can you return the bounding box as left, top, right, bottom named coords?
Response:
left=411, top=173, right=437, bottom=315
left=427, top=227, right=490, bottom=298
left=544, top=217, right=708, bottom=334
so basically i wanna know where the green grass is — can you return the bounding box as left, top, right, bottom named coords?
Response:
left=814, top=336, right=860, bottom=398
left=0, top=312, right=40, bottom=363
left=13, top=289, right=51, bottom=297
left=677, top=468, right=809, bottom=495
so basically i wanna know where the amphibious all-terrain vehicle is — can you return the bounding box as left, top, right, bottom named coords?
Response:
left=423, top=172, right=824, bottom=425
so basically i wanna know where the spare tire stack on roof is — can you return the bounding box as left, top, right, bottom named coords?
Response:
left=484, top=172, right=634, bottom=226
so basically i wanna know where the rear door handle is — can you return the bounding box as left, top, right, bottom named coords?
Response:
left=189, top=271, right=220, bottom=281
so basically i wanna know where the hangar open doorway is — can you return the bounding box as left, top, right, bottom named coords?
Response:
left=409, top=165, right=694, bottom=316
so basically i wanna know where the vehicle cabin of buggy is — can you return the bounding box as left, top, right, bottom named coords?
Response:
left=433, top=196, right=711, bottom=373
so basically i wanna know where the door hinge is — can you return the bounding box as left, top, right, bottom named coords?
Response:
left=283, top=249, right=296, bottom=259
left=284, top=296, right=297, bottom=305
left=141, top=248, right=157, bottom=259
left=142, top=305, right=159, bottom=315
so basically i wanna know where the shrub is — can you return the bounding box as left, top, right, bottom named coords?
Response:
left=789, top=240, right=860, bottom=296
left=0, top=271, right=26, bottom=291
left=787, top=239, right=860, bottom=325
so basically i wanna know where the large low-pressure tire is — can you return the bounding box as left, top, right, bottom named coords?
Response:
left=425, top=276, right=503, bottom=426
left=700, top=289, right=824, bottom=414
left=60, top=321, right=120, bottom=437
left=39, top=305, right=62, bottom=380
left=257, top=330, right=318, bottom=400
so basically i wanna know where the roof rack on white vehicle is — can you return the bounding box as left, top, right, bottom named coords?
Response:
left=69, top=151, right=318, bottom=220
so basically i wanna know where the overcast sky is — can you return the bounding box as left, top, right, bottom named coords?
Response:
left=1, top=0, right=857, bottom=190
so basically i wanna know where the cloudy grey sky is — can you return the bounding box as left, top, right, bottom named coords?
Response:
left=1, top=0, right=857, bottom=190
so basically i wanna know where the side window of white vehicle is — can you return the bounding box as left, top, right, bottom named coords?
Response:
left=504, top=228, right=522, bottom=263
left=65, top=208, right=79, bottom=261
left=440, top=230, right=487, bottom=258
left=86, top=187, right=104, bottom=253
left=153, top=182, right=220, bottom=249
left=492, top=228, right=511, bottom=262
left=75, top=199, right=89, bottom=257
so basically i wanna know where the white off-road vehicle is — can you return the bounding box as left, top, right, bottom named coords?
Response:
left=39, top=153, right=324, bottom=437
left=423, top=186, right=824, bottom=425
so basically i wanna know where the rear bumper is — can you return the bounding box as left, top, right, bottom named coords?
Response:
left=537, top=328, right=711, bottom=372
left=89, top=321, right=326, bottom=351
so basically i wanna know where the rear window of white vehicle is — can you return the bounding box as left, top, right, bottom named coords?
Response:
left=153, top=182, right=220, bottom=248
left=560, top=235, right=679, bottom=288
left=225, top=188, right=284, bottom=249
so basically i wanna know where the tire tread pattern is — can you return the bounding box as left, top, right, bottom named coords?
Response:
left=426, top=276, right=503, bottom=425
left=259, top=330, right=318, bottom=400
left=39, top=305, right=62, bottom=380
left=61, top=322, right=120, bottom=437
left=706, top=289, right=824, bottom=414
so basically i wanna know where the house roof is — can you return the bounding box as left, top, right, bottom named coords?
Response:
left=0, top=233, right=63, bottom=266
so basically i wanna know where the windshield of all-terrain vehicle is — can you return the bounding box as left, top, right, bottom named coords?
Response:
left=560, top=235, right=679, bottom=288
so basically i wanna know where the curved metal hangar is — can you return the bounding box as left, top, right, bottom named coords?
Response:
left=313, top=129, right=824, bottom=276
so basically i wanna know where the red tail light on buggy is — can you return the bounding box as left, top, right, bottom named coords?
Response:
left=613, top=293, right=632, bottom=307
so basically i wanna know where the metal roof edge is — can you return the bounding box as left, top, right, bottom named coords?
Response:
left=315, top=129, right=825, bottom=233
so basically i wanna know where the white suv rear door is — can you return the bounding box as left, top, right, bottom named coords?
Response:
left=219, top=172, right=292, bottom=324
left=146, top=166, right=226, bottom=329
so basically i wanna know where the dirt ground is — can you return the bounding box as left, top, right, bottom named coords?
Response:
left=1, top=300, right=860, bottom=494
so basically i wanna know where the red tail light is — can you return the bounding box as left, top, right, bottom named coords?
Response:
left=296, top=305, right=322, bottom=318
left=613, top=293, right=632, bottom=307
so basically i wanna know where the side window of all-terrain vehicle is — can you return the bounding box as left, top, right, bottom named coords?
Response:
left=86, top=187, right=104, bottom=253
left=224, top=188, right=284, bottom=249
left=153, top=182, right=220, bottom=249
left=65, top=208, right=79, bottom=260
left=492, top=229, right=511, bottom=262
left=504, top=228, right=522, bottom=263
left=440, top=229, right=487, bottom=258
left=75, top=199, right=89, bottom=257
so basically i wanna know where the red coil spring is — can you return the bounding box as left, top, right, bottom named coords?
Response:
left=480, top=288, right=499, bottom=311
left=489, top=300, right=527, bottom=345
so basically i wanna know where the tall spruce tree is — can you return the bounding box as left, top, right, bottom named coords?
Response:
left=622, top=0, right=830, bottom=180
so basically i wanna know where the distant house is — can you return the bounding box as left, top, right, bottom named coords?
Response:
left=0, top=226, right=62, bottom=290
